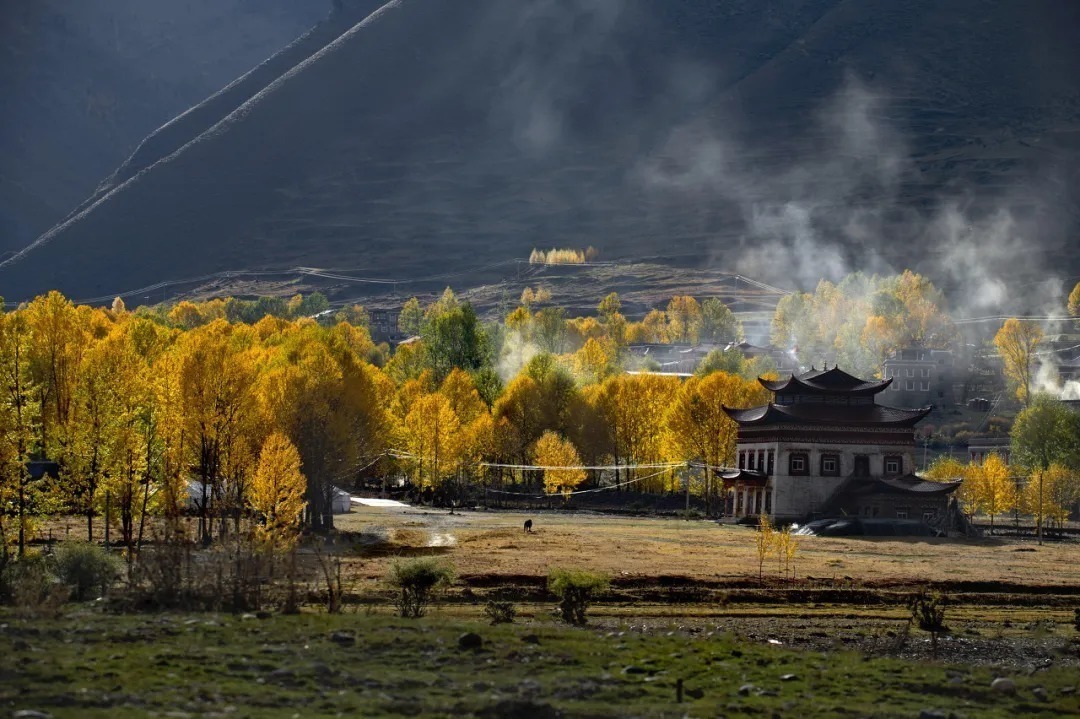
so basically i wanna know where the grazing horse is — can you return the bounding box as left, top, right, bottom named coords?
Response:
left=523, top=519, right=533, bottom=533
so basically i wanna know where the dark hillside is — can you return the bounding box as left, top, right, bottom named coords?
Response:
left=3, top=0, right=1078, bottom=302
left=0, top=0, right=329, bottom=251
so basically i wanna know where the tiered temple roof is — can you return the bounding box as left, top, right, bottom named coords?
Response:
left=759, top=366, right=891, bottom=396
left=725, top=366, right=931, bottom=427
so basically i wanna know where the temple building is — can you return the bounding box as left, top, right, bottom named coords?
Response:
left=721, top=366, right=960, bottom=523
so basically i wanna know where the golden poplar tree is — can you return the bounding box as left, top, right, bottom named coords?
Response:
left=250, top=432, right=307, bottom=549
left=666, top=296, right=702, bottom=344
left=994, top=319, right=1043, bottom=406
left=976, top=453, right=1014, bottom=534
left=665, top=372, right=769, bottom=514
left=24, top=291, right=90, bottom=459
left=401, top=393, right=461, bottom=491
left=533, top=431, right=586, bottom=498
left=572, top=338, right=614, bottom=385
left=0, top=310, right=39, bottom=556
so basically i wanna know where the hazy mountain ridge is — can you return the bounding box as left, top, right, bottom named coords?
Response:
left=3, top=0, right=1078, bottom=304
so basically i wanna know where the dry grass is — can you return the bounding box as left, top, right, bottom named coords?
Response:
left=336, top=507, right=1080, bottom=589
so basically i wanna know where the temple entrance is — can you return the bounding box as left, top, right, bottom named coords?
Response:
left=854, top=456, right=870, bottom=477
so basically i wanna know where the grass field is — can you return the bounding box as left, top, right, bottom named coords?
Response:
left=3, top=608, right=1078, bottom=718
left=9, top=504, right=1080, bottom=717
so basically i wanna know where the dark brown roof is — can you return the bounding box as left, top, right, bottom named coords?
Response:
left=759, top=367, right=891, bottom=395
left=847, top=474, right=962, bottom=496
left=723, top=403, right=932, bottom=427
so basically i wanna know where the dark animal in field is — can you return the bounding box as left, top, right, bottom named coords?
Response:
left=524, top=519, right=533, bottom=533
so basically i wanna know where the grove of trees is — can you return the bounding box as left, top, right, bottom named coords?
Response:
left=0, top=288, right=770, bottom=560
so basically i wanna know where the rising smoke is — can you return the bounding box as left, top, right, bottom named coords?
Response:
left=475, top=1, right=1078, bottom=374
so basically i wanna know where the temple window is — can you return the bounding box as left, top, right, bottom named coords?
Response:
left=767, top=450, right=775, bottom=475
left=820, top=453, right=840, bottom=476
left=789, top=453, right=809, bottom=475
left=884, top=455, right=902, bottom=475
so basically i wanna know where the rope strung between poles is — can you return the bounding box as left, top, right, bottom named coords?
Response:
left=477, top=462, right=678, bottom=472
left=483, top=466, right=678, bottom=499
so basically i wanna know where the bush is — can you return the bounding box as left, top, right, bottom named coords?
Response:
left=388, top=558, right=454, bottom=618
left=0, top=554, right=67, bottom=617
left=484, top=600, right=516, bottom=625
left=548, top=567, right=609, bottom=626
left=908, top=587, right=949, bottom=652
left=54, top=543, right=120, bottom=601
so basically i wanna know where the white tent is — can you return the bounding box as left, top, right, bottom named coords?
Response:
left=331, top=487, right=352, bottom=514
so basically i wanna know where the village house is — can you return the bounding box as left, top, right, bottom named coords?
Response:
left=722, top=366, right=960, bottom=524
left=881, top=347, right=956, bottom=409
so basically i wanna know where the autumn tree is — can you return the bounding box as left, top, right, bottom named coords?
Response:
left=595, top=373, right=680, bottom=491
left=333, top=304, right=370, bottom=329
left=175, top=320, right=259, bottom=541
left=994, top=319, right=1043, bottom=407
left=0, top=310, right=39, bottom=557
left=1011, top=394, right=1080, bottom=472
left=597, top=293, right=621, bottom=323
left=87, top=325, right=154, bottom=552
left=25, top=291, right=90, bottom=459
left=421, top=296, right=491, bottom=380
left=532, top=307, right=567, bottom=354
left=249, top=432, right=307, bottom=549
left=399, top=297, right=423, bottom=337
left=401, top=393, right=461, bottom=492
left=700, top=298, right=740, bottom=344
left=666, top=296, right=702, bottom=344
left=641, top=309, right=669, bottom=344
left=533, top=431, right=586, bottom=498
left=1011, top=395, right=1080, bottom=542
left=1023, top=464, right=1080, bottom=535
left=1067, top=282, right=1080, bottom=319
left=258, top=325, right=389, bottom=531
left=975, top=453, right=1014, bottom=533
left=573, top=338, right=615, bottom=385
left=666, top=372, right=769, bottom=514
left=696, top=348, right=745, bottom=378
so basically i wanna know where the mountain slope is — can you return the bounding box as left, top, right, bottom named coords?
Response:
left=3, top=0, right=1078, bottom=302
left=0, top=0, right=330, bottom=251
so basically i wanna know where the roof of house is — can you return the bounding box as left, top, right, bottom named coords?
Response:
left=759, top=366, right=891, bottom=396
left=846, top=474, right=962, bottom=496
left=723, top=402, right=932, bottom=427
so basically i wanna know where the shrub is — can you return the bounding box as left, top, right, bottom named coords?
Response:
left=484, top=599, right=516, bottom=625
left=54, top=543, right=120, bottom=601
left=908, top=587, right=949, bottom=652
left=908, top=587, right=948, bottom=633
left=547, top=567, right=609, bottom=626
left=388, top=558, right=454, bottom=618
left=0, top=554, right=67, bottom=617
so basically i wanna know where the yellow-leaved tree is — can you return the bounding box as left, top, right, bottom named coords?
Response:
left=975, top=453, right=1014, bottom=534
left=665, top=372, right=770, bottom=515
left=249, top=432, right=307, bottom=549
left=993, top=318, right=1043, bottom=407
left=533, top=431, right=586, bottom=498
left=401, top=393, right=461, bottom=491
left=1068, top=281, right=1080, bottom=319
left=1022, top=464, right=1080, bottom=537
